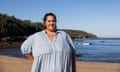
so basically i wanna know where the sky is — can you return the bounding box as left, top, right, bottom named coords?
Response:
left=0, top=0, right=120, bottom=37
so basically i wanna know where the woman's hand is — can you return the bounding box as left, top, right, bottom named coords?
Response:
left=24, top=54, right=34, bottom=62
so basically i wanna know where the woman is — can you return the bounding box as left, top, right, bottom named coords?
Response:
left=21, top=13, right=76, bottom=72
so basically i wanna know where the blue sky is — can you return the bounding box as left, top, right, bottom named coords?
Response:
left=0, top=0, right=120, bottom=37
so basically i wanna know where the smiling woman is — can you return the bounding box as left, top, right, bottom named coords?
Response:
left=21, top=12, right=76, bottom=72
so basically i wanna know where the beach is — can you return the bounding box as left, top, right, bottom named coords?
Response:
left=1, top=55, right=120, bottom=72
left=0, top=55, right=32, bottom=72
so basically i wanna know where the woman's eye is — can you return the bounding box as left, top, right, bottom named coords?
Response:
left=52, top=20, right=56, bottom=22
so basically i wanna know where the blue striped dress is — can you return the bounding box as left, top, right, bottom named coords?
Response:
left=21, top=30, right=75, bottom=72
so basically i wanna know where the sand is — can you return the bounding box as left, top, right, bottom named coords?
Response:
left=0, top=55, right=32, bottom=72
left=76, top=61, right=120, bottom=72
left=0, top=55, right=120, bottom=72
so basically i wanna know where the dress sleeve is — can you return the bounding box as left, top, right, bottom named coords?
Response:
left=66, top=33, right=76, bottom=53
left=21, top=36, right=33, bottom=55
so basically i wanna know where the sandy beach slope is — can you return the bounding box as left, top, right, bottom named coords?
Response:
left=0, top=55, right=32, bottom=72
left=1, top=55, right=120, bottom=72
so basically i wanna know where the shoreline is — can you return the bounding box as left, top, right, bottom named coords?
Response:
left=0, top=42, right=22, bottom=48
left=1, top=55, right=120, bottom=72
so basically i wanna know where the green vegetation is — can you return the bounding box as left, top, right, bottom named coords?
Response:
left=0, top=14, right=43, bottom=38
left=0, top=13, right=97, bottom=42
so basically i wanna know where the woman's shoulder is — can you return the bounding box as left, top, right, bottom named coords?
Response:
left=57, top=30, right=67, bottom=35
left=57, top=30, right=70, bottom=36
left=27, top=31, right=43, bottom=39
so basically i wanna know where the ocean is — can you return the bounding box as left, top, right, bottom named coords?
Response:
left=74, top=38, right=120, bottom=63
left=0, top=38, right=120, bottom=63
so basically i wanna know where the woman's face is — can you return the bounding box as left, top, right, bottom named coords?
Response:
left=45, top=15, right=56, bottom=32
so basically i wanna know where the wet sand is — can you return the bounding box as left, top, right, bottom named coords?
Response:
left=0, top=55, right=120, bottom=72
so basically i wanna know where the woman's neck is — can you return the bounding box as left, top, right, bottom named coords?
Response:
left=45, top=29, right=56, bottom=35
left=45, top=29, right=56, bottom=42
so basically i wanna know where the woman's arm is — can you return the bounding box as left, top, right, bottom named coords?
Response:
left=24, top=54, right=34, bottom=62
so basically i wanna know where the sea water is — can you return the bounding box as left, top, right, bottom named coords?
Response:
left=74, top=38, right=120, bottom=63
